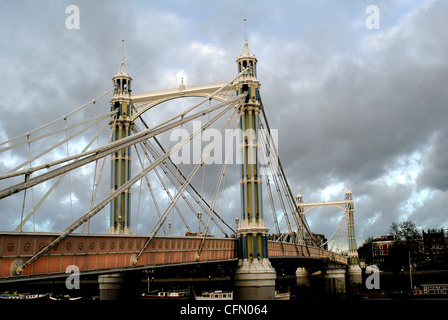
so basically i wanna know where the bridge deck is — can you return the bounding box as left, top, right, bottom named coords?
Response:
left=0, top=232, right=235, bottom=280
left=0, top=232, right=347, bottom=281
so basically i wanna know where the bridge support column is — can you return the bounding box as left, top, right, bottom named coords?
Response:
left=99, top=273, right=125, bottom=300
left=234, top=259, right=276, bottom=300
left=347, top=264, right=363, bottom=296
left=323, top=269, right=346, bottom=299
left=295, top=267, right=313, bottom=298
left=296, top=267, right=311, bottom=288
left=233, top=22, right=276, bottom=300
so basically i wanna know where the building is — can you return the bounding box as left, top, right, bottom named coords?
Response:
left=422, top=228, right=447, bottom=268
left=359, top=228, right=448, bottom=271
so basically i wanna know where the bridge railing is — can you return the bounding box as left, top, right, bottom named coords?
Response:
left=0, top=233, right=236, bottom=280
left=0, top=233, right=348, bottom=281
left=268, top=241, right=348, bottom=265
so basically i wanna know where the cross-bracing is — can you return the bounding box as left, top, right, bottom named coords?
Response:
left=0, top=32, right=358, bottom=292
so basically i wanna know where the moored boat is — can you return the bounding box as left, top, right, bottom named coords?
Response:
left=194, top=290, right=233, bottom=300
left=141, top=289, right=190, bottom=299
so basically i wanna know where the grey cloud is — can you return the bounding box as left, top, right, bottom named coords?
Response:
left=1, top=1, right=448, bottom=243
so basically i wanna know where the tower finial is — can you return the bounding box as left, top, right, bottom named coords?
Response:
left=242, top=18, right=250, bottom=55
left=244, top=18, right=247, bottom=41
left=119, top=39, right=126, bottom=74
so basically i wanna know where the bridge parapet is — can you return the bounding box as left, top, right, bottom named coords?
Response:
left=0, top=233, right=236, bottom=281
left=268, top=241, right=348, bottom=265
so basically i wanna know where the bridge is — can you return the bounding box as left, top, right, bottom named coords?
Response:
left=0, top=24, right=361, bottom=299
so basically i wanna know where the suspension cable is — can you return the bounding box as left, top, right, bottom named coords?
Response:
left=198, top=111, right=242, bottom=255
left=14, top=119, right=111, bottom=232
left=0, top=88, right=114, bottom=148
left=0, top=95, right=246, bottom=200
left=14, top=96, right=242, bottom=275
left=135, top=134, right=218, bottom=235
left=133, top=106, right=240, bottom=265
left=134, top=116, right=234, bottom=235
left=259, top=99, right=318, bottom=248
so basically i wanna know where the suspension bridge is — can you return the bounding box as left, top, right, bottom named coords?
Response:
left=0, top=25, right=362, bottom=299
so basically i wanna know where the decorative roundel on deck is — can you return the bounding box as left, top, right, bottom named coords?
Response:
left=7, top=241, right=14, bottom=252
left=66, top=242, right=72, bottom=250
left=24, top=241, right=31, bottom=252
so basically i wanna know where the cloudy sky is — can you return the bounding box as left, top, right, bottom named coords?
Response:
left=0, top=0, right=447, bottom=247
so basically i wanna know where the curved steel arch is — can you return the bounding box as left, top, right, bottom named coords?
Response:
left=131, top=82, right=234, bottom=121
left=298, top=200, right=350, bottom=248
left=302, top=203, right=346, bottom=215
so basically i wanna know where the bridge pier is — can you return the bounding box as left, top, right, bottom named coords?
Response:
left=234, top=258, right=276, bottom=300
left=323, top=268, right=346, bottom=299
left=346, top=264, right=363, bottom=296
left=98, top=272, right=139, bottom=300
left=99, top=273, right=125, bottom=300
left=295, top=267, right=311, bottom=288
left=295, top=267, right=313, bottom=298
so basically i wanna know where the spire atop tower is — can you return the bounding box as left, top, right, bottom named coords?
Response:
left=242, top=18, right=251, bottom=56
left=118, top=39, right=127, bottom=75
left=345, top=183, right=352, bottom=200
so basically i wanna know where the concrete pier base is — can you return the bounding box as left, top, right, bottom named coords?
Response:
left=347, top=265, right=363, bottom=296
left=234, top=259, right=276, bottom=300
left=296, top=267, right=311, bottom=288
left=323, top=268, right=346, bottom=299
left=295, top=267, right=314, bottom=298
left=98, top=273, right=125, bottom=300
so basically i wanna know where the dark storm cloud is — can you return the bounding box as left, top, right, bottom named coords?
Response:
left=0, top=1, right=447, bottom=243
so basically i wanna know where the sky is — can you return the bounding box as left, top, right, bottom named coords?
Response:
left=0, top=0, right=447, bottom=247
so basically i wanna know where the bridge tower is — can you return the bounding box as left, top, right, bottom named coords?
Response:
left=109, top=40, right=133, bottom=234
left=345, top=186, right=362, bottom=290
left=234, top=20, right=276, bottom=300
left=295, top=187, right=306, bottom=245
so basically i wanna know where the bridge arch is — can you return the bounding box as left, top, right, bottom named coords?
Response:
left=130, top=82, right=233, bottom=121
left=295, top=186, right=360, bottom=269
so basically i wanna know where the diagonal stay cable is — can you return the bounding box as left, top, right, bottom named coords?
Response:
left=14, top=97, right=243, bottom=275
left=259, top=98, right=318, bottom=251
left=0, top=94, right=246, bottom=199
left=136, top=134, right=219, bottom=235
left=197, top=110, right=242, bottom=256
left=134, top=138, right=192, bottom=233
left=15, top=118, right=112, bottom=232
left=132, top=106, right=240, bottom=265
left=0, top=111, right=116, bottom=154
left=0, top=88, right=114, bottom=148
left=0, top=85, right=245, bottom=181
left=135, top=116, right=235, bottom=235
left=9, top=113, right=113, bottom=173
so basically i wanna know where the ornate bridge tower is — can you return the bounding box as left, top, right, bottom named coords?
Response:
left=345, top=187, right=362, bottom=291
left=234, top=21, right=276, bottom=300
left=109, top=41, right=133, bottom=234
